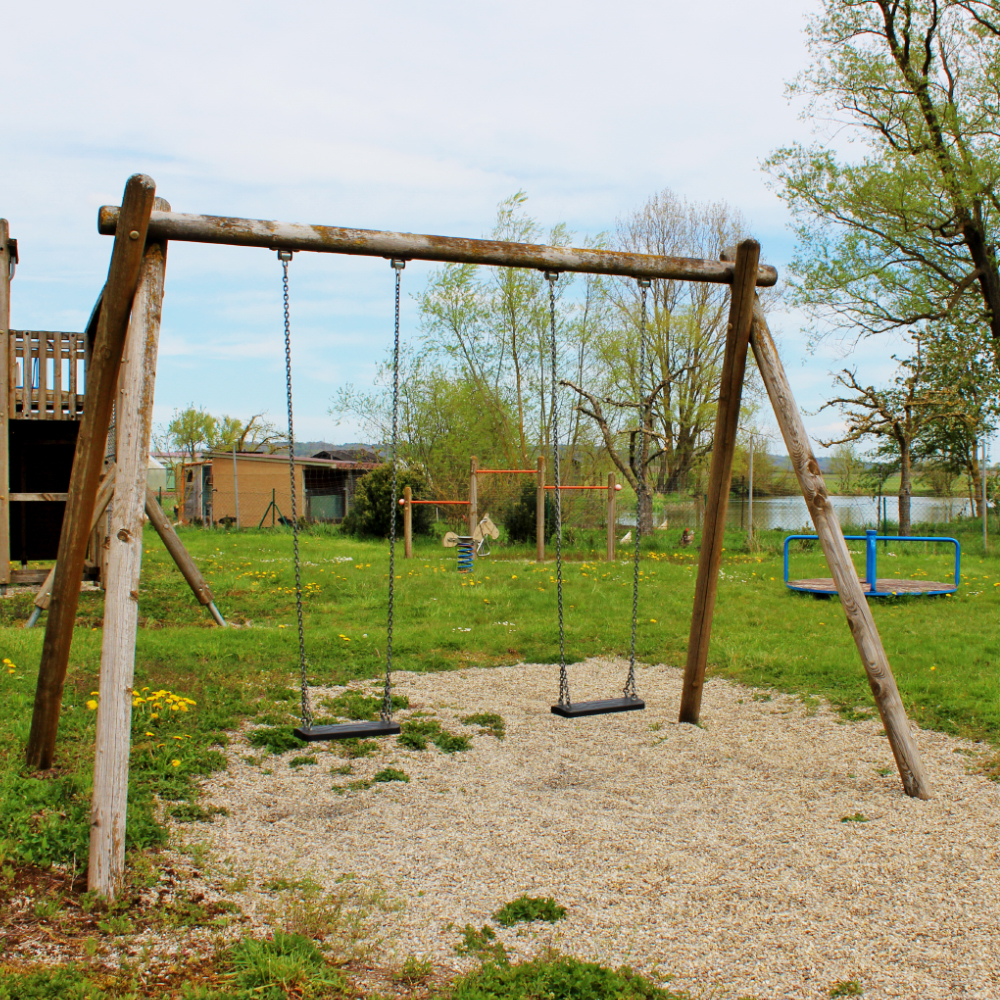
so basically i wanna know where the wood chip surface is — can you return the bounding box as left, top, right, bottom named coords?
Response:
left=193, top=659, right=1000, bottom=999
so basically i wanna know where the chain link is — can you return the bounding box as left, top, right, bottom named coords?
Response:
left=546, top=272, right=570, bottom=707
left=278, top=251, right=313, bottom=730
left=383, top=260, right=405, bottom=722
left=624, top=278, right=651, bottom=701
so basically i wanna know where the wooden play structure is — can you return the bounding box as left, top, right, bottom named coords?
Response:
left=0, top=217, right=225, bottom=631
left=20, top=174, right=932, bottom=900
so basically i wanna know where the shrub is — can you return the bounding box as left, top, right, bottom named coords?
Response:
left=341, top=465, right=433, bottom=538
left=500, top=484, right=555, bottom=544
left=448, top=953, right=681, bottom=1000
left=493, top=895, right=567, bottom=926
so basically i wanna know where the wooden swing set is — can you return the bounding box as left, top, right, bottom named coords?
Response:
left=19, top=173, right=930, bottom=900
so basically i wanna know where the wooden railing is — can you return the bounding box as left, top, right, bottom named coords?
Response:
left=9, top=330, right=86, bottom=419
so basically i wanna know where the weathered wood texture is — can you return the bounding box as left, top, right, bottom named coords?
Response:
left=11, top=493, right=70, bottom=502
left=26, top=174, right=157, bottom=771
left=750, top=298, right=932, bottom=800
left=90, top=212, right=168, bottom=897
left=10, top=331, right=87, bottom=418
left=403, top=486, right=412, bottom=559
left=469, top=456, right=478, bottom=543
left=788, top=577, right=954, bottom=595
left=536, top=456, right=546, bottom=563
left=98, top=207, right=779, bottom=287
left=679, top=240, right=761, bottom=725
left=32, top=466, right=117, bottom=614
left=0, top=221, right=11, bottom=586
left=607, top=473, right=616, bottom=562
left=143, top=489, right=217, bottom=608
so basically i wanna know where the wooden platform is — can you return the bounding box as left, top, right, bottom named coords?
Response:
left=788, top=577, right=955, bottom=596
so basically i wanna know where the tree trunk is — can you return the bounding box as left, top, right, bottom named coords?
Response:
left=898, top=439, right=912, bottom=536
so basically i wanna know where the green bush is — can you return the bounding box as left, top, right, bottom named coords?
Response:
left=493, top=894, right=567, bottom=926
left=227, top=932, right=344, bottom=1000
left=500, top=484, right=555, bottom=544
left=341, top=464, right=433, bottom=538
left=448, top=954, right=682, bottom=1000
left=0, top=966, right=100, bottom=1000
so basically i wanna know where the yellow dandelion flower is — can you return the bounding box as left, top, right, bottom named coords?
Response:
left=86, top=699, right=98, bottom=711
left=171, top=759, right=181, bottom=767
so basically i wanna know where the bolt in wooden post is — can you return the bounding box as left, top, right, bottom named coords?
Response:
left=403, top=486, right=413, bottom=559
left=0, top=221, right=12, bottom=590
left=26, top=174, right=156, bottom=771
left=749, top=297, right=931, bottom=800
left=536, top=455, right=546, bottom=562
left=679, top=239, right=760, bottom=726
left=90, top=200, right=169, bottom=897
left=469, top=455, right=478, bottom=548
left=607, top=473, right=616, bottom=562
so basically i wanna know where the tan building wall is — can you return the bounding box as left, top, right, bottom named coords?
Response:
left=210, top=455, right=305, bottom=527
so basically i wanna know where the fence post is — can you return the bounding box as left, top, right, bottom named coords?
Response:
left=272, top=488, right=276, bottom=527
left=232, top=443, right=240, bottom=530
left=983, top=439, right=988, bottom=555
left=748, top=435, right=754, bottom=548
left=0, top=220, right=11, bottom=593
left=865, top=529, right=877, bottom=592
left=607, top=472, right=616, bottom=562
left=536, top=455, right=546, bottom=562
left=469, top=455, right=478, bottom=546
left=403, top=486, right=412, bottom=559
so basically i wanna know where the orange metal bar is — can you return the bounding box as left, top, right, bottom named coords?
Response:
left=397, top=499, right=470, bottom=505
left=544, top=485, right=623, bottom=491
left=476, top=469, right=536, bottom=474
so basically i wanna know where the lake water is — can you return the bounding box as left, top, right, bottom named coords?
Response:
left=620, top=495, right=978, bottom=532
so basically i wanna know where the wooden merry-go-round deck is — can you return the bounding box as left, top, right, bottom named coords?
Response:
left=787, top=577, right=956, bottom=597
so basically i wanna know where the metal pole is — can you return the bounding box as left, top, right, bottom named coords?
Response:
left=748, top=434, right=754, bottom=548
left=983, top=439, right=988, bottom=554
left=232, top=443, right=240, bottom=530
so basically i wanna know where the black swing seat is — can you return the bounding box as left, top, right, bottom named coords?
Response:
left=294, top=720, right=402, bottom=742
left=551, top=697, right=645, bottom=719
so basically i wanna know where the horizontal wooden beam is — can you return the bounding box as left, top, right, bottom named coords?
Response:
left=98, top=207, right=778, bottom=286
left=10, top=493, right=69, bottom=502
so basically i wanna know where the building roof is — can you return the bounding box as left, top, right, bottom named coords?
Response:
left=202, top=451, right=378, bottom=471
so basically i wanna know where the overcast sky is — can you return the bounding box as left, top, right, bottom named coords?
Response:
left=3, top=0, right=907, bottom=453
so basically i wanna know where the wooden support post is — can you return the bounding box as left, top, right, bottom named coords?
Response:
left=0, top=221, right=12, bottom=589
left=28, top=466, right=117, bottom=623
left=144, top=489, right=225, bottom=626
left=536, top=455, right=546, bottom=562
left=749, top=298, right=932, bottom=800
left=403, top=486, right=412, bottom=559
left=469, top=455, right=478, bottom=546
left=607, top=473, right=616, bottom=562
left=679, top=240, right=760, bottom=725
left=90, top=202, right=169, bottom=896
left=25, top=174, right=156, bottom=771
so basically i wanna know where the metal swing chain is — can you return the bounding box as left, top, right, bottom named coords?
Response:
left=279, top=250, right=313, bottom=730
left=546, top=272, right=570, bottom=707
left=625, top=278, right=651, bottom=701
left=383, top=260, right=406, bottom=723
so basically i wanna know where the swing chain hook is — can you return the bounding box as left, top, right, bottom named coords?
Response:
left=278, top=250, right=313, bottom=730
left=545, top=271, right=570, bottom=707
left=624, top=277, right=650, bottom=701
left=383, top=259, right=406, bottom=722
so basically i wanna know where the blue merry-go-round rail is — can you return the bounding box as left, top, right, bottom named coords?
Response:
left=783, top=529, right=961, bottom=598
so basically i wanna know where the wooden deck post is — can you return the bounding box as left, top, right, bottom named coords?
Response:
left=25, top=174, right=156, bottom=771
left=679, top=240, right=760, bottom=725
left=144, top=490, right=225, bottom=626
left=469, top=456, right=478, bottom=544
left=403, top=486, right=412, bottom=559
left=0, top=221, right=12, bottom=589
left=89, top=200, right=169, bottom=896
left=749, top=298, right=932, bottom=800
left=607, top=473, right=616, bottom=562
left=27, top=466, right=118, bottom=624
left=536, top=455, right=545, bottom=562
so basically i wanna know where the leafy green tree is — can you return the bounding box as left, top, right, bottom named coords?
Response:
left=166, top=406, right=217, bottom=459
left=766, top=0, right=1000, bottom=365
left=341, top=465, right=432, bottom=538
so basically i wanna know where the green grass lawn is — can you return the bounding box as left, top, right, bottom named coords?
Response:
left=1, top=520, right=997, bottom=997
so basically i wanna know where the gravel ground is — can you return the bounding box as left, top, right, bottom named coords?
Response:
left=193, top=659, right=1000, bottom=999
